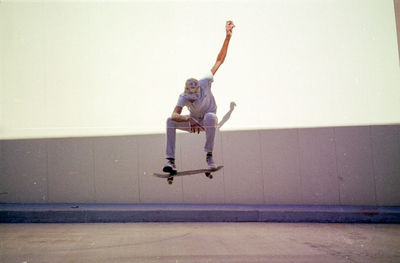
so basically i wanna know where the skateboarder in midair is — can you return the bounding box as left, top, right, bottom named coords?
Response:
left=163, top=20, right=235, bottom=174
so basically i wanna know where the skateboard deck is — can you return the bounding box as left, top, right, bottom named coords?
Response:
left=153, top=165, right=223, bottom=184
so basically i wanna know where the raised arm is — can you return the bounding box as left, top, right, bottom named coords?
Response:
left=211, top=20, right=235, bottom=75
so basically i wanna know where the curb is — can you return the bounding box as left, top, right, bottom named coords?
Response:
left=1, top=204, right=399, bottom=223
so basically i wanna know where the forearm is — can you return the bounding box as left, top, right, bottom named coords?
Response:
left=171, top=113, right=190, bottom=122
left=216, top=35, right=231, bottom=63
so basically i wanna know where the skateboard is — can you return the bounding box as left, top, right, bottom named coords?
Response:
left=153, top=165, right=224, bottom=185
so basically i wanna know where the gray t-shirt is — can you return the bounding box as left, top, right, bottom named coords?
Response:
left=177, top=71, right=217, bottom=119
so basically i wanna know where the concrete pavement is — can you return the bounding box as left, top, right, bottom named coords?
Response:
left=1, top=223, right=400, bottom=263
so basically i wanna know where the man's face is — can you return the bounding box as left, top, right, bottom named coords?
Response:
left=184, top=78, right=200, bottom=102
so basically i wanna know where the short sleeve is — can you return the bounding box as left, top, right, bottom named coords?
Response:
left=200, top=71, right=214, bottom=81
left=177, top=94, right=187, bottom=107
left=199, top=71, right=214, bottom=89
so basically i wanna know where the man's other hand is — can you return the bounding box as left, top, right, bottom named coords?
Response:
left=189, top=117, right=205, bottom=134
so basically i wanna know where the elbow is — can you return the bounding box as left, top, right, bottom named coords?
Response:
left=171, top=113, right=177, bottom=121
left=171, top=112, right=181, bottom=122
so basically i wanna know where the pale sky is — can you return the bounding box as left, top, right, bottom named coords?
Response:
left=1, top=0, right=399, bottom=139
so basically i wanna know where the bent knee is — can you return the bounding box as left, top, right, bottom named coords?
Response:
left=204, top=113, right=218, bottom=124
left=166, top=117, right=174, bottom=127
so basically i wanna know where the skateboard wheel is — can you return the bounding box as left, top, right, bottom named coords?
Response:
left=205, top=172, right=213, bottom=179
left=167, top=177, right=173, bottom=184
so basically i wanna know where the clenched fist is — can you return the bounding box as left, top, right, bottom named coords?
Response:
left=226, top=20, right=235, bottom=37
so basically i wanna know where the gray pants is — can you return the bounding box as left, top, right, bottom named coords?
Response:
left=166, top=112, right=218, bottom=159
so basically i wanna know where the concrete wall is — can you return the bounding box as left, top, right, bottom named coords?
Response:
left=1, top=125, right=399, bottom=206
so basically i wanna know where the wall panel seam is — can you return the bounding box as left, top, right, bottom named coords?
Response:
left=180, top=139, right=184, bottom=203
left=220, top=131, right=226, bottom=204
left=333, top=128, right=342, bottom=205
left=296, top=129, right=303, bottom=204
left=137, top=137, right=141, bottom=203
left=46, top=140, right=50, bottom=203
left=258, top=130, right=266, bottom=204
left=369, top=126, right=378, bottom=206
left=91, top=138, right=97, bottom=203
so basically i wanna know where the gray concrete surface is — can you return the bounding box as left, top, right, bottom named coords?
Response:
left=1, top=223, right=399, bottom=263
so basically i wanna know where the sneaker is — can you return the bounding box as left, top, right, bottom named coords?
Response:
left=206, top=155, right=217, bottom=170
left=163, top=160, right=177, bottom=174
